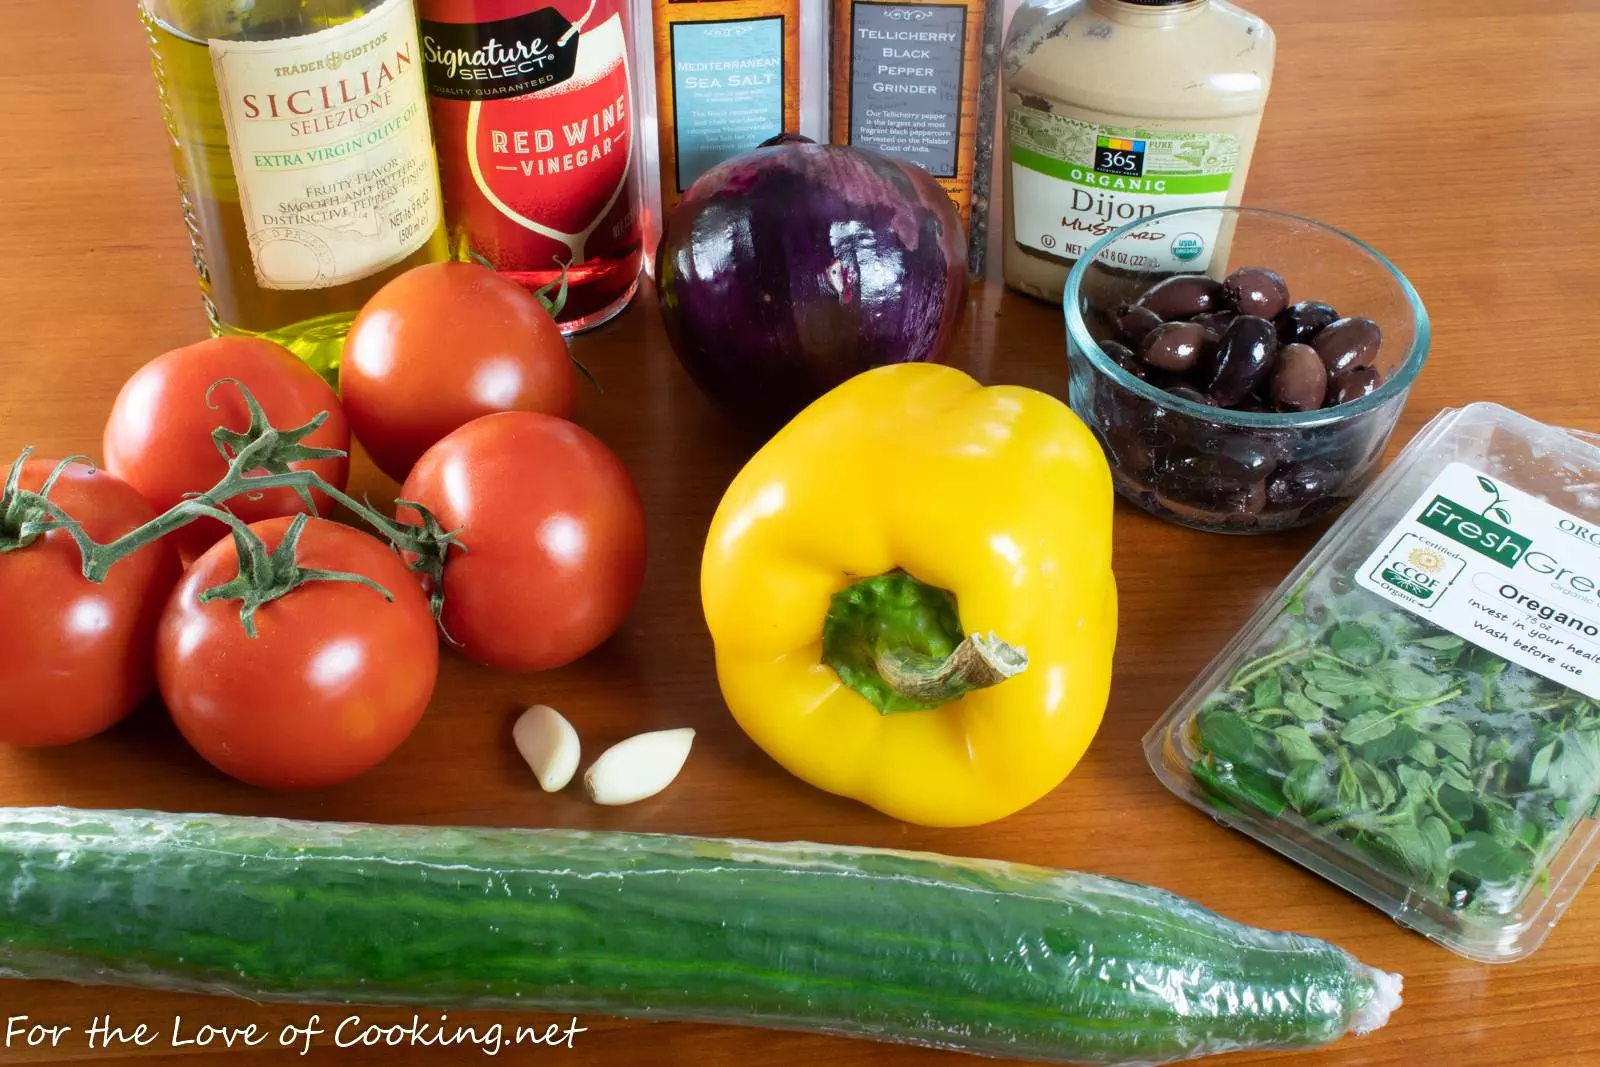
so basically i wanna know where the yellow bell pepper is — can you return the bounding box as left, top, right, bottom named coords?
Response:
left=701, top=363, right=1117, bottom=827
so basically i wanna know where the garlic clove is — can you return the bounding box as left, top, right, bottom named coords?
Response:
left=583, top=728, right=696, bottom=806
left=513, top=705, right=581, bottom=792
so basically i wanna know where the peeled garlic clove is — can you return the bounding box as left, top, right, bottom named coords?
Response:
left=513, top=705, right=581, bottom=792
left=584, top=728, right=696, bottom=806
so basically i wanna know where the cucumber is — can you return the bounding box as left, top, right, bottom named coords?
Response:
left=0, top=807, right=1399, bottom=1064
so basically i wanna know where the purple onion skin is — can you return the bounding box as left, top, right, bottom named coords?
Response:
left=656, top=140, right=969, bottom=431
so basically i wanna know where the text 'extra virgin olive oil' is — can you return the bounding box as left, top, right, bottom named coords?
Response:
left=1001, top=0, right=1275, bottom=301
left=139, top=0, right=449, bottom=380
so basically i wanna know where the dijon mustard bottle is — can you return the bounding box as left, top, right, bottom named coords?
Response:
left=1001, top=0, right=1275, bottom=302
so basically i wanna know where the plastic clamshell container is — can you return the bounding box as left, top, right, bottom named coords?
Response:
left=1145, top=402, right=1600, bottom=962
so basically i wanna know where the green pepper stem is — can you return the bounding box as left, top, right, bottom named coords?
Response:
left=821, top=570, right=1028, bottom=714
left=875, top=631, right=1029, bottom=706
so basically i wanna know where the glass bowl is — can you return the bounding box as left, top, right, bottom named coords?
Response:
left=1063, top=206, right=1430, bottom=534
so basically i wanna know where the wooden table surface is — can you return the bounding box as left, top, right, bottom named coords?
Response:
left=2, top=0, right=1598, bottom=1064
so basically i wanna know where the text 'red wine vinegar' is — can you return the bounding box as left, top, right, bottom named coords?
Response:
left=420, top=0, right=644, bottom=332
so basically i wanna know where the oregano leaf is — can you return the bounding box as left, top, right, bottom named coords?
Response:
left=1343, top=710, right=1397, bottom=745
left=1284, top=690, right=1323, bottom=721
left=1273, top=725, right=1324, bottom=767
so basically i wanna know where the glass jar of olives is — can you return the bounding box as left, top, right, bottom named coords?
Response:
left=1064, top=206, right=1431, bottom=534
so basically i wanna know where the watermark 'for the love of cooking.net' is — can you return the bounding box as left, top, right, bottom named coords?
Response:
left=5, top=1012, right=587, bottom=1056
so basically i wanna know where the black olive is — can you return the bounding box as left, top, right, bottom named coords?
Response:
left=1195, top=435, right=1279, bottom=481
left=1235, top=480, right=1269, bottom=517
left=1266, top=462, right=1343, bottom=508
left=1135, top=274, right=1225, bottom=320
left=1329, top=366, right=1383, bottom=405
left=1270, top=343, right=1329, bottom=412
left=1312, top=316, right=1383, bottom=376
left=1139, top=321, right=1208, bottom=373
left=1153, top=451, right=1256, bottom=509
left=1163, top=384, right=1214, bottom=406
left=1190, top=310, right=1238, bottom=334
left=1275, top=300, right=1339, bottom=344
left=1205, top=316, right=1280, bottom=407
left=1222, top=267, right=1290, bottom=319
left=1111, top=303, right=1165, bottom=346
left=1098, top=340, right=1145, bottom=377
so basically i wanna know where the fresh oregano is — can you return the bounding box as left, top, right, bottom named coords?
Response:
left=1191, top=572, right=1600, bottom=918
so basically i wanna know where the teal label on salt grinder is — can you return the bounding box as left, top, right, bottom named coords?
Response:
left=669, top=17, right=786, bottom=192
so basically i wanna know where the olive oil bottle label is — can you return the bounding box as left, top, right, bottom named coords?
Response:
left=1356, top=462, right=1600, bottom=702
left=1008, top=106, right=1237, bottom=272
left=209, top=0, right=443, bottom=291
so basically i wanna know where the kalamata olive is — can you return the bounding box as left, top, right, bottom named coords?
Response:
left=1135, top=274, right=1225, bottom=320
left=1162, top=383, right=1214, bottom=406
left=1205, top=316, right=1280, bottom=407
left=1190, top=310, right=1238, bottom=334
left=1139, top=321, right=1207, bottom=373
left=1195, top=435, right=1279, bottom=481
left=1266, top=461, right=1342, bottom=508
left=1236, top=480, right=1269, bottom=517
left=1217, top=480, right=1271, bottom=528
left=1276, top=300, right=1339, bottom=344
left=1222, top=267, right=1290, bottom=319
left=1153, top=451, right=1256, bottom=509
left=1329, top=366, right=1383, bottom=405
left=1099, top=340, right=1144, bottom=377
left=1270, top=343, right=1328, bottom=412
left=1312, top=316, right=1383, bottom=375
left=1112, top=303, right=1165, bottom=346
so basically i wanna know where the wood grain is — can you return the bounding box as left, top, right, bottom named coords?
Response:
left=0, top=1, right=1597, bottom=1064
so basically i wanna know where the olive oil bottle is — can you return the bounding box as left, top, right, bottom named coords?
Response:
left=139, top=0, right=449, bottom=379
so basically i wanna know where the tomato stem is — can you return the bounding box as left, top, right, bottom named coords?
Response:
left=533, top=256, right=572, bottom=320
left=196, top=510, right=394, bottom=639
left=0, top=449, right=94, bottom=556
left=2, top=380, right=464, bottom=635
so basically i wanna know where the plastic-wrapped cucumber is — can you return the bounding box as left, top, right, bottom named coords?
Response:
left=0, top=807, right=1400, bottom=1064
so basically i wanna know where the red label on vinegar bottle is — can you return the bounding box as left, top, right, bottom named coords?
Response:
left=421, top=0, right=643, bottom=330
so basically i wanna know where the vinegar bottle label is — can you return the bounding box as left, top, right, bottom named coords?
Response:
left=421, top=0, right=643, bottom=329
left=208, top=0, right=444, bottom=291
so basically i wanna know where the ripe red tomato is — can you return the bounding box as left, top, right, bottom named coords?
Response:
left=156, top=516, right=438, bottom=789
left=341, top=262, right=576, bottom=483
left=399, top=412, right=645, bottom=672
left=0, top=460, right=181, bottom=746
left=103, top=336, right=350, bottom=563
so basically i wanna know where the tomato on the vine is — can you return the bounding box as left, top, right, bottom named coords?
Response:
left=399, top=412, right=646, bottom=673
left=0, top=460, right=181, bottom=747
left=156, top=516, right=439, bottom=790
left=341, top=262, right=576, bottom=483
left=103, top=336, right=350, bottom=562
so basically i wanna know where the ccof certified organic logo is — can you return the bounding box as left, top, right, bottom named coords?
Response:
left=1372, top=533, right=1466, bottom=606
left=1380, top=561, right=1439, bottom=601
left=1171, top=232, right=1205, bottom=262
left=1416, top=475, right=1532, bottom=568
left=1409, top=547, right=1445, bottom=573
